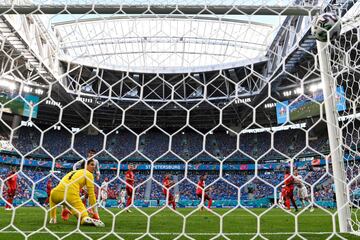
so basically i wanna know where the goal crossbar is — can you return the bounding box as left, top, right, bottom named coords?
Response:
left=0, top=4, right=320, bottom=16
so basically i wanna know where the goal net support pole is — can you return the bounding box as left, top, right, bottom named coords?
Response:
left=316, top=40, right=351, bottom=232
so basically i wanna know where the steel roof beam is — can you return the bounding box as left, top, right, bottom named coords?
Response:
left=0, top=5, right=320, bottom=16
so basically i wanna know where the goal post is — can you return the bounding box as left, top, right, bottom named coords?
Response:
left=316, top=38, right=351, bottom=232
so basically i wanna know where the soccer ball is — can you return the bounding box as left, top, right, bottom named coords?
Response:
left=312, top=12, right=341, bottom=42
left=83, top=217, right=105, bottom=227
left=92, top=219, right=105, bottom=228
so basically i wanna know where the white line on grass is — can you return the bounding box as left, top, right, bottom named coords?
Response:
left=0, top=231, right=335, bottom=235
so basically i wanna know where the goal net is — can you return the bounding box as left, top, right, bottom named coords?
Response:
left=0, top=0, right=359, bottom=239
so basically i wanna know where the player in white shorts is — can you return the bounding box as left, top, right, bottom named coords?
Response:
left=118, top=189, right=126, bottom=208
left=294, top=169, right=314, bottom=212
left=99, top=177, right=109, bottom=208
left=175, top=193, right=180, bottom=204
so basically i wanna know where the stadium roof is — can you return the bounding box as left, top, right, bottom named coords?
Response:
left=54, top=16, right=274, bottom=73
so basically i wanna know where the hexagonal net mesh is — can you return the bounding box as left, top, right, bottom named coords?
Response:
left=0, top=0, right=359, bottom=239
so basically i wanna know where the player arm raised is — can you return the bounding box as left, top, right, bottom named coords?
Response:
left=73, top=160, right=84, bottom=171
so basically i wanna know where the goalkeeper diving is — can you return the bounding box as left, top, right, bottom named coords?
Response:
left=48, top=159, right=104, bottom=227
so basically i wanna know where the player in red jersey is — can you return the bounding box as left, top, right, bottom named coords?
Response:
left=196, top=174, right=212, bottom=210
left=163, top=174, right=176, bottom=210
left=284, top=169, right=298, bottom=212
left=5, top=166, right=18, bottom=210
left=125, top=163, right=136, bottom=212
left=44, top=178, right=52, bottom=206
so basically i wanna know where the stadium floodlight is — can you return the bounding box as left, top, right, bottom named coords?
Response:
left=23, top=86, right=31, bottom=93
left=309, top=84, right=317, bottom=92
left=71, top=127, right=80, bottom=133
left=124, top=88, right=138, bottom=97
left=294, top=87, right=304, bottom=94
left=0, top=80, right=16, bottom=91
left=264, top=102, right=276, bottom=109
left=81, top=85, right=93, bottom=93
left=8, top=83, right=16, bottom=91
left=282, top=90, right=291, bottom=96
left=34, top=89, right=44, bottom=95
left=309, top=82, right=324, bottom=92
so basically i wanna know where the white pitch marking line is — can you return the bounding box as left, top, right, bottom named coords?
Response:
left=0, top=231, right=336, bottom=235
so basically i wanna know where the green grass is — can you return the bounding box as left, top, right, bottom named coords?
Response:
left=0, top=207, right=358, bottom=239
left=290, top=101, right=322, bottom=121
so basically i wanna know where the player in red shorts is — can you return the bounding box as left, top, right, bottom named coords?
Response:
left=44, top=178, right=52, bottom=206
left=5, top=166, right=17, bottom=210
left=284, top=169, right=298, bottom=212
left=163, top=174, right=176, bottom=210
left=196, top=174, right=212, bottom=210
left=125, top=163, right=136, bottom=212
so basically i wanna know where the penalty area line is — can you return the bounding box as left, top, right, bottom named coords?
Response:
left=0, top=231, right=335, bottom=235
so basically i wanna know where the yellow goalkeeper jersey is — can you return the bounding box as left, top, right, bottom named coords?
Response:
left=53, top=169, right=96, bottom=207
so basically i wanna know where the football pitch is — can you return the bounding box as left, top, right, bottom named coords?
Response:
left=0, top=207, right=358, bottom=240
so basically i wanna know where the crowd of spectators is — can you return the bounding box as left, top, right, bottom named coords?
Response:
left=1, top=126, right=360, bottom=207
left=7, top=127, right=339, bottom=161
left=1, top=163, right=347, bottom=204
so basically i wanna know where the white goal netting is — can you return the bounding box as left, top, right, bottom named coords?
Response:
left=0, top=0, right=359, bottom=239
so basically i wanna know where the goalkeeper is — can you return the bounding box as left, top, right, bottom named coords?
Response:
left=49, top=159, right=104, bottom=227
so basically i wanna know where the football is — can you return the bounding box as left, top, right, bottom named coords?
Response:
left=83, top=217, right=105, bottom=227
left=92, top=219, right=105, bottom=228
left=313, top=12, right=341, bottom=42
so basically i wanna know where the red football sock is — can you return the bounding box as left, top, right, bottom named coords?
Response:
left=61, top=208, right=72, bottom=221
left=171, top=201, right=176, bottom=210
left=285, top=198, right=290, bottom=210
left=5, top=197, right=14, bottom=208
left=126, top=197, right=132, bottom=207
left=208, top=199, right=213, bottom=208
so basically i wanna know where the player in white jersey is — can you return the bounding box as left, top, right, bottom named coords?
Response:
left=73, top=149, right=100, bottom=181
left=278, top=185, right=287, bottom=209
left=99, top=177, right=109, bottom=208
left=294, top=169, right=314, bottom=212
left=175, top=193, right=180, bottom=204
left=118, top=189, right=126, bottom=208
